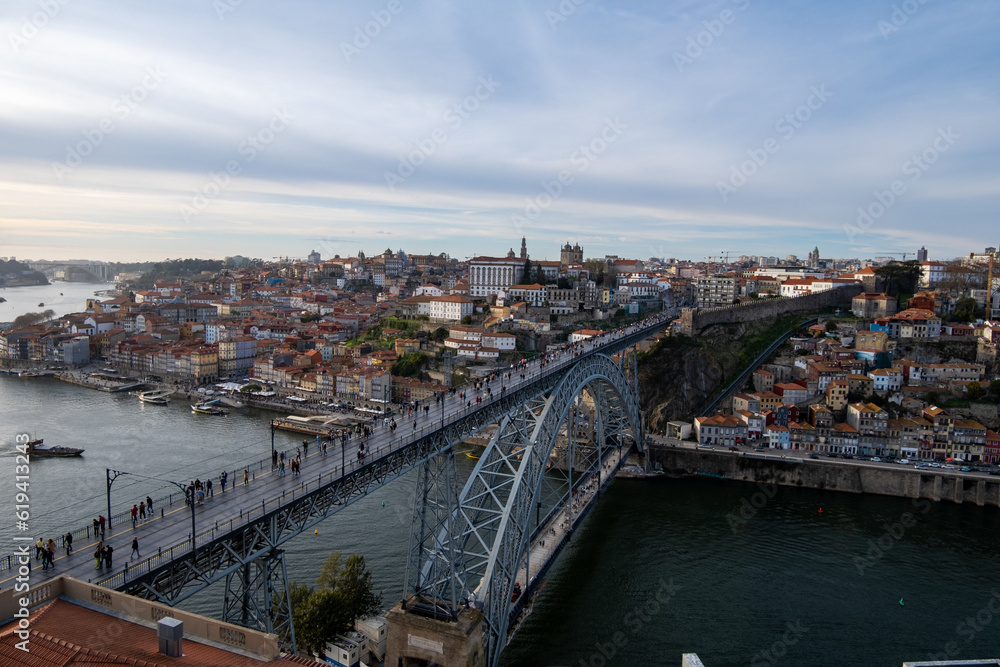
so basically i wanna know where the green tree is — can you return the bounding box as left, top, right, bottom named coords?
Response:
left=966, top=381, right=983, bottom=400
left=461, top=314, right=473, bottom=325
left=240, top=383, right=263, bottom=393
left=431, top=327, right=448, bottom=342
left=874, top=260, right=920, bottom=297
left=925, top=390, right=940, bottom=405
left=990, top=380, right=1000, bottom=398
left=953, top=296, right=976, bottom=322
left=12, top=309, right=56, bottom=328
left=521, top=260, right=532, bottom=284
left=825, top=320, right=838, bottom=332
left=392, top=352, right=427, bottom=378
left=288, top=553, right=383, bottom=657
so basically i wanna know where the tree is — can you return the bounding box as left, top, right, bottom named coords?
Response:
left=431, top=327, right=448, bottom=342
left=12, top=309, right=56, bottom=328
left=521, top=260, right=532, bottom=284
left=925, top=390, right=940, bottom=406
left=288, top=552, right=383, bottom=657
left=990, top=380, right=1000, bottom=398
left=953, top=296, right=976, bottom=322
left=461, top=315, right=473, bottom=325
left=966, top=382, right=983, bottom=401
left=874, top=260, right=920, bottom=297
left=825, top=320, right=838, bottom=332
left=240, top=383, right=263, bottom=393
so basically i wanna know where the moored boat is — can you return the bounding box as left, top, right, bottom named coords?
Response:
left=192, top=402, right=228, bottom=415
left=138, top=390, right=171, bottom=405
left=26, top=439, right=84, bottom=458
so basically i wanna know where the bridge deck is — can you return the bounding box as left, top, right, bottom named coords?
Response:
left=2, top=315, right=668, bottom=594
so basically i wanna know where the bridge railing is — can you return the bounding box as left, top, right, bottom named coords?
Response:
left=4, top=316, right=670, bottom=579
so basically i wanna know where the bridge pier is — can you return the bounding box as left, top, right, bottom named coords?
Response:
left=386, top=600, right=485, bottom=667
left=222, top=549, right=296, bottom=654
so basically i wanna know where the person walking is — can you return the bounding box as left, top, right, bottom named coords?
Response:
left=131, top=537, right=140, bottom=560
left=35, top=537, right=44, bottom=561
left=104, top=544, right=114, bottom=569
left=220, top=471, right=227, bottom=493
left=65, top=531, right=73, bottom=556
left=206, top=477, right=213, bottom=498
left=131, top=504, right=139, bottom=528
left=46, top=540, right=56, bottom=569
left=243, top=468, right=249, bottom=486
left=94, top=542, right=103, bottom=570
left=146, top=496, right=153, bottom=515
left=99, top=515, right=106, bottom=538
left=138, top=501, right=146, bottom=520
left=272, top=449, right=278, bottom=469
left=92, top=517, right=100, bottom=537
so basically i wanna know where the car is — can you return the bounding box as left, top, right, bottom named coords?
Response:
left=961, top=467, right=972, bottom=472
left=841, top=454, right=855, bottom=459
left=897, top=459, right=910, bottom=464
left=698, top=444, right=712, bottom=449
left=944, top=464, right=955, bottom=469
left=728, top=446, right=739, bottom=452
left=871, top=457, right=882, bottom=462
left=809, top=453, right=819, bottom=459
left=826, top=453, right=838, bottom=458
left=990, top=471, right=1000, bottom=476
left=754, top=447, right=765, bottom=452
left=915, top=464, right=928, bottom=470
left=929, top=463, right=940, bottom=467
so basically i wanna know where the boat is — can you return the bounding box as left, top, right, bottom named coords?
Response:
left=192, top=400, right=228, bottom=415
left=138, top=390, right=171, bottom=405
left=270, top=415, right=342, bottom=437
left=38, top=302, right=44, bottom=307
left=26, top=439, right=84, bottom=458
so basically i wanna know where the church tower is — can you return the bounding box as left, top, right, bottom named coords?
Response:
left=520, top=236, right=527, bottom=261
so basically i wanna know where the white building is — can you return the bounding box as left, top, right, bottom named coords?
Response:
left=468, top=254, right=524, bottom=298
left=482, top=332, right=516, bottom=350
left=428, top=294, right=474, bottom=321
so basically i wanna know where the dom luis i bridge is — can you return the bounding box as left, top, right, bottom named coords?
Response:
left=5, top=314, right=671, bottom=667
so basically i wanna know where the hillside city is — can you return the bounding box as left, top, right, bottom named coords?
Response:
left=3, top=241, right=1000, bottom=466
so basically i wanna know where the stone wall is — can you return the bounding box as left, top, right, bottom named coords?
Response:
left=679, top=285, right=863, bottom=335
left=645, top=445, right=1000, bottom=507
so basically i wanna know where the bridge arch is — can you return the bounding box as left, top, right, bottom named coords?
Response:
left=409, top=352, right=643, bottom=666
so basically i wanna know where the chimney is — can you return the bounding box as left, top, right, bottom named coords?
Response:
left=157, top=617, right=183, bottom=658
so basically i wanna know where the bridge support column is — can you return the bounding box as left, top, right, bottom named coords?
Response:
left=404, top=446, right=464, bottom=620
left=222, top=549, right=296, bottom=654
left=385, top=600, right=485, bottom=667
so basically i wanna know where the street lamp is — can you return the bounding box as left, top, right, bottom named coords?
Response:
left=106, top=468, right=129, bottom=530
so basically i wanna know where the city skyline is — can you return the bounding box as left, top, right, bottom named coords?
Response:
left=1, top=1, right=998, bottom=262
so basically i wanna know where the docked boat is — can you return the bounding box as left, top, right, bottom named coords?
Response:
left=26, top=439, right=84, bottom=458
left=192, top=401, right=228, bottom=415
left=138, top=390, right=171, bottom=405
left=270, top=415, right=341, bottom=437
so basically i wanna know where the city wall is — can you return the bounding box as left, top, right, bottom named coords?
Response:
left=679, top=285, right=863, bottom=335
left=645, top=445, right=1000, bottom=508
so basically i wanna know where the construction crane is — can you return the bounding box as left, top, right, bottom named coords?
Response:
left=875, top=251, right=913, bottom=261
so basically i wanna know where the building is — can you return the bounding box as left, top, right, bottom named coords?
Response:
left=218, top=335, right=257, bottom=376
left=467, top=254, right=524, bottom=298
left=694, top=414, right=748, bottom=446
left=428, top=294, right=474, bottom=321
left=825, top=379, right=849, bottom=410
left=851, top=292, right=898, bottom=319
left=695, top=275, right=737, bottom=308
left=560, top=242, right=583, bottom=267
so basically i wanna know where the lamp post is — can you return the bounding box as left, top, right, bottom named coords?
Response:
left=106, top=468, right=129, bottom=529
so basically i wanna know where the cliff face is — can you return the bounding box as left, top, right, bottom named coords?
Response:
left=638, top=316, right=799, bottom=433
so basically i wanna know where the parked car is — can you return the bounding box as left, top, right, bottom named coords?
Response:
left=809, top=453, right=819, bottom=459
left=961, top=467, right=972, bottom=472
left=897, top=459, right=910, bottom=465
left=754, top=447, right=765, bottom=452
left=871, top=457, right=882, bottom=462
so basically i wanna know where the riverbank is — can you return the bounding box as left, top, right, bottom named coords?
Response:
left=644, top=444, right=1000, bottom=507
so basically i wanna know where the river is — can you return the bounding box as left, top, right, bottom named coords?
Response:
left=1, top=374, right=999, bottom=665
left=0, top=281, right=112, bottom=325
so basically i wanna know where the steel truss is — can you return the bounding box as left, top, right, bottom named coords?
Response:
left=407, top=353, right=644, bottom=667
left=106, top=322, right=662, bottom=654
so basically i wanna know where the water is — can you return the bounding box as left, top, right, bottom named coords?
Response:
left=0, top=281, right=109, bottom=325
left=2, top=375, right=1000, bottom=665
left=502, top=478, right=1000, bottom=666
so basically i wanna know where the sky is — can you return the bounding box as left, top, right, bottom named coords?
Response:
left=1, top=0, right=998, bottom=265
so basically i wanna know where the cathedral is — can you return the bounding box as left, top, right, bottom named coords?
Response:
left=560, top=241, right=583, bottom=266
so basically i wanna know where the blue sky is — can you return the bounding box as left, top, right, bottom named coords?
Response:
left=1, top=0, right=998, bottom=264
